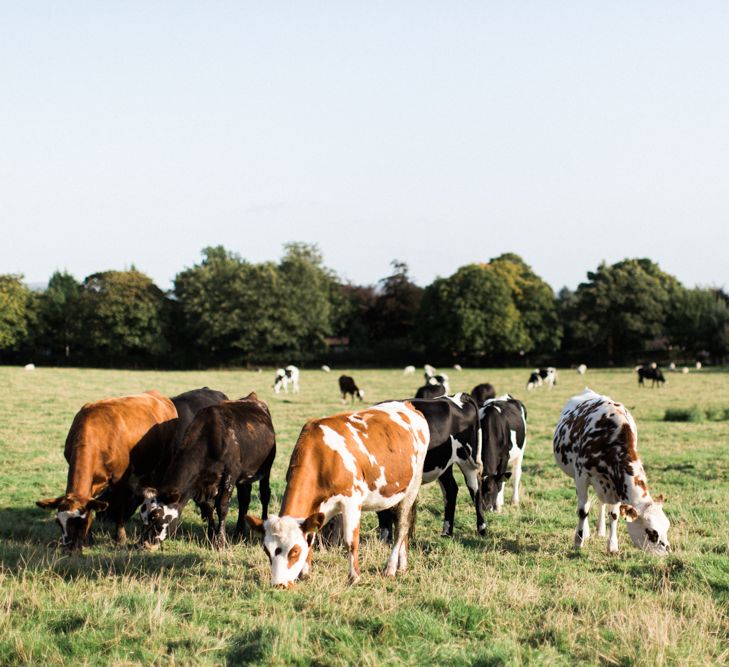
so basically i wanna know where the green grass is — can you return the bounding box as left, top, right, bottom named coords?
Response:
left=1, top=366, right=728, bottom=665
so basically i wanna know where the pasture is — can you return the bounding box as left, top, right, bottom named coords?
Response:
left=0, top=366, right=728, bottom=665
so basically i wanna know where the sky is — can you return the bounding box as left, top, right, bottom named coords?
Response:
left=1, top=3, right=728, bottom=292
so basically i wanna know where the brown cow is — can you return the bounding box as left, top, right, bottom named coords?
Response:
left=36, top=390, right=177, bottom=552
left=247, top=401, right=429, bottom=587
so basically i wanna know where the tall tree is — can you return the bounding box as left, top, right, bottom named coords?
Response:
left=668, top=287, right=729, bottom=362
left=0, top=274, right=33, bottom=352
left=36, top=271, right=81, bottom=360
left=367, top=261, right=423, bottom=342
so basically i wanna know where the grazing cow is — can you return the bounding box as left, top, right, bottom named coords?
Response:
left=338, top=375, right=364, bottom=403
left=470, top=383, right=496, bottom=405
left=321, top=365, right=331, bottom=372
left=415, top=383, right=446, bottom=399
left=539, top=367, right=557, bottom=387
left=453, top=364, right=463, bottom=371
left=377, top=393, right=483, bottom=539
left=24, top=363, right=35, bottom=371
left=668, top=362, right=676, bottom=372
left=553, top=389, right=670, bottom=554
left=140, top=392, right=276, bottom=549
left=526, top=371, right=542, bottom=391
left=403, top=365, right=416, bottom=375
left=637, top=365, right=666, bottom=387
left=682, top=366, right=690, bottom=374
left=246, top=401, right=430, bottom=587
left=274, top=365, right=300, bottom=394
left=36, top=391, right=177, bottom=552
left=424, top=367, right=450, bottom=393
left=478, top=395, right=527, bottom=513
left=576, top=364, right=587, bottom=375
left=695, top=361, right=702, bottom=370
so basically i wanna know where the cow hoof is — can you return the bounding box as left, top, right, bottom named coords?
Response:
left=348, top=573, right=361, bottom=586
left=477, top=525, right=487, bottom=536
left=440, top=531, right=454, bottom=538
left=383, top=567, right=397, bottom=578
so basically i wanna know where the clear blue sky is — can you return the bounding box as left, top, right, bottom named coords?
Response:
left=2, top=3, right=727, bottom=291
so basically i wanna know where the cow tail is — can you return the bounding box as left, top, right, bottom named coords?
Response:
left=407, top=498, right=418, bottom=542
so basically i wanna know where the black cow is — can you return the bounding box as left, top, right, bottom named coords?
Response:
left=377, top=393, right=484, bottom=540
left=470, top=383, right=496, bottom=405
left=338, top=375, right=364, bottom=403
left=415, top=383, right=447, bottom=399
left=139, top=392, right=276, bottom=549
left=478, top=395, right=527, bottom=513
left=637, top=366, right=666, bottom=387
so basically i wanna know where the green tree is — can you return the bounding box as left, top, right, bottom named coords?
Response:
left=0, top=274, right=33, bottom=352
left=36, top=271, right=81, bottom=359
left=490, top=253, right=562, bottom=354
left=78, top=269, right=167, bottom=364
left=419, top=264, right=526, bottom=361
left=367, top=261, right=423, bottom=342
left=668, top=287, right=729, bottom=362
left=564, top=259, right=682, bottom=361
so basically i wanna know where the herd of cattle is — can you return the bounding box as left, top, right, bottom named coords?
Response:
left=36, top=365, right=671, bottom=588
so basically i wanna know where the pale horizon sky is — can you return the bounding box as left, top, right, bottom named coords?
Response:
left=2, top=3, right=728, bottom=292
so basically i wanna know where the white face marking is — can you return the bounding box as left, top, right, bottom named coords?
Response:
left=263, top=515, right=310, bottom=587
left=141, top=497, right=179, bottom=543
left=57, top=509, right=86, bottom=537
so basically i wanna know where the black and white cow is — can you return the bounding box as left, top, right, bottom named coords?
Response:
left=470, top=383, right=496, bottom=405
left=139, top=392, right=276, bottom=549
left=637, top=365, right=666, bottom=387
left=478, top=395, right=527, bottom=513
left=527, top=367, right=557, bottom=390
left=424, top=366, right=450, bottom=394
left=274, top=365, right=300, bottom=394
left=338, top=375, right=364, bottom=403
left=415, top=383, right=447, bottom=399
left=553, top=389, right=670, bottom=554
left=377, top=392, right=484, bottom=539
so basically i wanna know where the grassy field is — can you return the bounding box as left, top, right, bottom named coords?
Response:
left=0, top=366, right=728, bottom=666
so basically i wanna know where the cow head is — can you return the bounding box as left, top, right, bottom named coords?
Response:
left=139, top=487, right=182, bottom=549
left=479, top=470, right=511, bottom=513
left=36, top=494, right=108, bottom=553
left=621, top=495, right=671, bottom=555
left=246, top=513, right=324, bottom=588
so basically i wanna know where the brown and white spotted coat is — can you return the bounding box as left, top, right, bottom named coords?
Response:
left=553, top=389, right=670, bottom=555
left=247, top=401, right=430, bottom=587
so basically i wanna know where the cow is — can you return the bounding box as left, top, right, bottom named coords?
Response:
left=540, top=367, right=557, bottom=387
left=338, top=375, right=364, bottom=403
left=553, top=388, right=670, bottom=555
left=246, top=401, right=430, bottom=587
left=526, top=371, right=542, bottom=391
left=139, top=392, right=276, bottom=549
left=273, top=365, right=300, bottom=394
left=470, top=383, right=496, bottom=405
left=321, top=365, right=331, bottom=372
left=453, top=364, right=463, bottom=371
left=478, top=395, right=527, bottom=513
left=637, top=365, right=666, bottom=387
left=403, top=365, right=416, bottom=375
left=415, top=383, right=446, bottom=399
left=377, top=392, right=484, bottom=540
left=36, top=391, right=177, bottom=553
left=424, top=367, right=450, bottom=394
left=576, top=364, right=587, bottom=375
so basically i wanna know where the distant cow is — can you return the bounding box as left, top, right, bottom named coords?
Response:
left=140, top=392, right=276, bottom=549
left=377, top=393, right=483, bottom=540
left=526, top=371, right=542, bottom=391
left=24, top=363, right=35, bottom=371
left=246, top=401, right=429, bottom=587
left=321, top=365, right=331, bottom=372
left=637, top=366, right=666, bottom=387
left=478, top=395, right=527, bottom=513
left=554, top=389, right=670, bottom=554
left=470, top=383, right=496, bottom=405
left=424, top=366, right=450, bottom=393
left=527, top=367, right=556, bottom=390
left=338, top=375, right=364, bottom=403
left=37, top=391, right=177, bottom=553
left=403, top=365, right=416, bottom=375
left=415, top=383, right=447, bottom=399
left=274, top=365, right=300, bottom=394
left=576, top=364, right=587, bottom=375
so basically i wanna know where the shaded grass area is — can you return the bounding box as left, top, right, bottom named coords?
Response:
left=1, top=366, right=728, bottom=665
left=664, top=406, right=729, bottom=422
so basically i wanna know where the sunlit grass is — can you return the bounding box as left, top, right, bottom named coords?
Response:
left=1, top=365, right=728, bottom=664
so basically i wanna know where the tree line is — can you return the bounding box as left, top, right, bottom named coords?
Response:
left=1, top=244, right=727, bottom=368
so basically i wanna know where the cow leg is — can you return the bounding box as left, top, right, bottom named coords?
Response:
left=385, top=498, right=416, bottom=577
left=574, top=476, right=591, bottom=548
left=606, top=504, right=620, bottom=553
left=496, top=482, right=505, bottom=512
left=234, top=481, right=253, bottom=540
left=213, top=480, right=234, bottom=548
left=377, top=510, right=394, bottom=543
left=199, top=502, right=216, bottom=544
left=597, top=501, right=606, bottom=537
left=437, top=468, right=458, bottom=537
left=511, top=454, right=523, bottom=506
left=341, top=503, right=362, bottom=585
left=258, top=473, right=271, bottom=520
left=460, top=464, right=486, bottom=535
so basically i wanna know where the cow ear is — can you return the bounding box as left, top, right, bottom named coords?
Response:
left=301, top=512, right=325, bottom=534
left=36, top=496, right=64, bottom=509
left=655, top=493, right=665, bottom=504
left=87, top=499, right=109, bottom=512
left=244, top=515, right=266, bottom=534
left=620, top=504, right=639, bottom=521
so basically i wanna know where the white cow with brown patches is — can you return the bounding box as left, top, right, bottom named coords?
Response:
left=553, top=389, right=670, bottom=555
left=247, top=401, right=429, bottom=587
